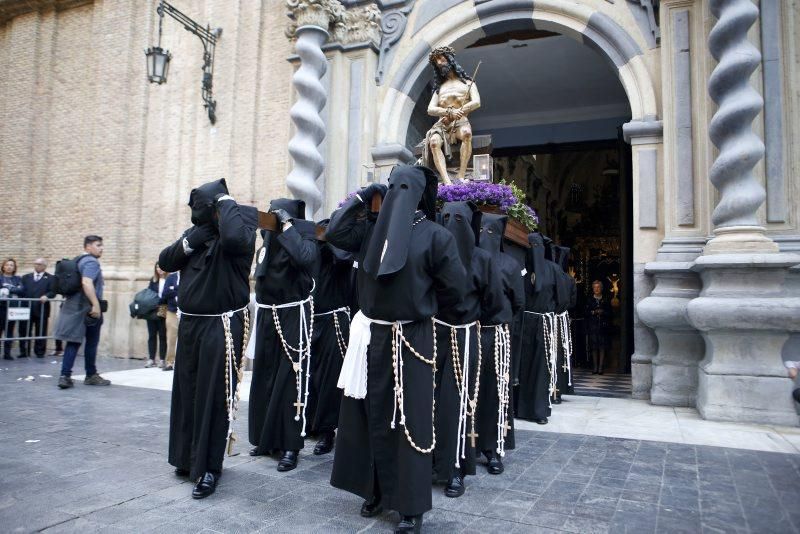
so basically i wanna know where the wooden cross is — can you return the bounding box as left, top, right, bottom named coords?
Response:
left=294, top=401, right=304, bottom=417
left=467, top=430, right=479, bottom=448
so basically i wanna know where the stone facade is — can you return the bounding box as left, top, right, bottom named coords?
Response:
left=1, top=0, right=798, bottom=425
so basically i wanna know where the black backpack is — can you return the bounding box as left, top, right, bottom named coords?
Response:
left=129, top=288, right=161, bottom=320
left=52, top=255, right=87, bottom=296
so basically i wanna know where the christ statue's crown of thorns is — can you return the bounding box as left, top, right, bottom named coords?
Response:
left=428, top=46, right=456, bottom=64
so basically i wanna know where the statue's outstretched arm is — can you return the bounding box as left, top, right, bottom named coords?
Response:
left=427, top=91, right=450, bottom=117
left=461, top=84, right=481, bottom=114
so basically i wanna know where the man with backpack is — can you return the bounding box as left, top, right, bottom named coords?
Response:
left=54, top=235, right=111, bottom=389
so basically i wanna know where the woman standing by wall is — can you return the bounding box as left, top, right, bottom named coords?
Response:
left=144, top=263, right=168, bottom=368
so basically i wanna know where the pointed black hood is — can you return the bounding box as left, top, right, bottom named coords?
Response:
left=527, top=232, right=547, bottom=292
left=441, top=201, right=481, bottom=270
left=188, top=178, right=228, bottom=225
left=542, top=234, right=555, bottom=262
left=362, top=165, right=438, bottom=279
left=269, top=198, right=306, bottom=220
left=478, top=212, right=507, bottom=254
left=554, top=245, right=570, bottom=272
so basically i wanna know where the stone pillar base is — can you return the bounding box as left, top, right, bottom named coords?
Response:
left=698, top=372, right=799, bottom=426
left=631, top=353, right=652, bottom=400
left=688, top=252, right=800, bottom=426
left=703, top=226, right=780, bottom=255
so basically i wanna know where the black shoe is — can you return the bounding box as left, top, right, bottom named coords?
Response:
left=277, top=450, right=298, bottom=472
left=395, top=514, right=423, bottom=533
left=36, top=354, right=44, bottom=359
left=592, top=369, right=598, bottom=374
left=191, top=472, right=217, bottom=499
left=162, top=365, right=173, bottom=371
left=444, top=475, right=465, bottom=498
left=486, top=452, right=504, bottom=475
left=553, top=396, right=562, bottom=405
left=598, top=369, right=604, bottom=375
left=18, top=353, right=28, bottom=358
left=360, top=495, right=383, bottom=518
left=313, top=431, right=335, bottom=455
left=534, top=417, right=548, bottom=425
left=57, top=375, right=74, bottom=389
left=174, top=467, right=190, bottom=477
left=3, top=355, right=12, bottom=361
left=249, top=446, right=262, bottom=457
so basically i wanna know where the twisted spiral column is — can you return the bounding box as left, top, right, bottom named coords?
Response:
left=706, top=0, right=771, bottom=247
left=286, top=25, right=329, bottom=218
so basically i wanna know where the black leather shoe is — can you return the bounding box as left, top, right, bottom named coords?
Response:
left=395, top=514, right=423, bottom=533
left=598, top=369, right=604, bottom=375
left=534, top=417, right=548, bottom=425
left=553, top=396, right=562, bottom=405
left=360, top=495, right=383, bottom=518
left=174, top=467, right=190, bottom=477
left=277, top=450, right=298, bottom=472
left=249, top=446, right=261, bottom=457
left=486, top=452, right=504, bottom=475
left=191, top=472, right=217, bottom=499
left=3, top=355, right=13, bottom=361
left=313, top=431, right=335, bottom=455
left=444, top=475, right=465, bottom=498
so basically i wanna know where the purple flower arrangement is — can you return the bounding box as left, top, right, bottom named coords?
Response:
left=438, top=181, right=539, bottom=231
left=337, top=180, right=539, bottom=231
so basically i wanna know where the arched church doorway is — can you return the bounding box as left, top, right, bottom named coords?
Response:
left=407, top=30, right=635, bottom=397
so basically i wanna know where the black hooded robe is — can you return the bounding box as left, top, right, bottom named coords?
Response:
left=327, top=166, right=467, bottom=517
left=515, top=233, right=560, bottom=422
left=475, top=214, right=525, bottom=455
left=159, top=179, right=256, bottom=480
left=432, top=202, right=504, bottom=484
left=248, top=199, right=319, bottom=455
left=305, top=221, right=354, bottom=436
left=552, top=245, right=577, bottom=399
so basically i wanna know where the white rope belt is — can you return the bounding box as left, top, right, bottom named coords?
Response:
left=339, top=312, right=437, bottom=454
left=524, top=311, right=558, bottom=408
left=556, top=311, right=573, bottom=387
left=434, top=318, right=481, bottom=468
left=315, top=306, right=350, bottom=358
left=490, top=324, right=512, bottom=457
left=176, top=304, right=251, bottom=455
left=247, top=286, right=315, bottom=438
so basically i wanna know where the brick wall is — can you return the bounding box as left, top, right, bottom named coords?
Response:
left=0, top=0, right=293, bottom=357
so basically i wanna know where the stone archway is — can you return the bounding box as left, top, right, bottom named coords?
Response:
left=373, top=0, right=659, bottom=158
left=371, top=0, right=663, bottom=398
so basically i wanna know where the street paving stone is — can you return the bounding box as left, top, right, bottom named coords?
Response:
left=0, top=356, right=799, bottom=533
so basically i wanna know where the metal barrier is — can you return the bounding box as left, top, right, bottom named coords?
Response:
left=0, top=297, right=66, bottom=351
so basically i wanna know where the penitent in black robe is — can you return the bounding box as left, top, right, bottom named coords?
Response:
left=249, top=199, right=318, bottom=455
left=432, top=202, right=504, bottom=484
left=475, top=213, right=525, bottom=454
left=515, top=233, right=561, bottom=422
left=552, top=245, right=577, bottom=399
left=327, top=166, right=466, bottom=517
left=305, top=221, right=353, bottom=436
left=159, top=180, right=256, bottom=481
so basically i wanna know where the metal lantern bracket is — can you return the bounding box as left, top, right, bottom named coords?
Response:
left=155, top=0, right=222, bottom=124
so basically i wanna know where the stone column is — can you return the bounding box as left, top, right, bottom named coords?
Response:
left=285, top=0, right=344, bottom=218
left=686, top=0, right=800, bottom=425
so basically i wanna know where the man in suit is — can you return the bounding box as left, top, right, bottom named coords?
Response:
left=21, top=258, right=55, bottom=358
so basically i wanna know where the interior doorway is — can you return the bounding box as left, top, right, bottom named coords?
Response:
left=406, top=29, right=635, bottom=397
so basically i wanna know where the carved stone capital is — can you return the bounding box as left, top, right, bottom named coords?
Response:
left=332, top=3, right=382, bottom=45
left=286, top=0, right=344, bottom=40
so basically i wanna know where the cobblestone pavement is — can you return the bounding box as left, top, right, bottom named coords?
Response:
left=1, top=356, right=799, bottom=533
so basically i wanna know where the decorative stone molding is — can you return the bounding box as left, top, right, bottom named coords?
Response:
left=286, top=0, right=344, bottom=40
left=627, top=0, right=660, bottom=43
left=332, top=3, right=381, bottom=44
left=0, top=0, right=90, bottom=25
left=376, top=1, right=415, bottom=84
left=705, top=0, right=777, bottom=253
